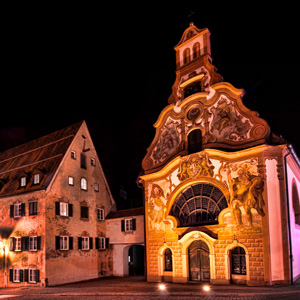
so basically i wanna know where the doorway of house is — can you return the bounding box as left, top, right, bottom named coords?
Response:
left=188, top=240, right=210, bottom=281
left=128, top=245, right=144, bottom=276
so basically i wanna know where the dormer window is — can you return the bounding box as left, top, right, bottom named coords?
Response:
left=20, top=176, right=26, bottom=187
left=33, top=174, right=40, bottom=185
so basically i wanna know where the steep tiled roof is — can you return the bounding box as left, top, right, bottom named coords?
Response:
left=0, top=121, right=83, bottom=197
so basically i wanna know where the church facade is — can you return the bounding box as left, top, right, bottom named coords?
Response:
left=140, top=24, right=300, bottom=286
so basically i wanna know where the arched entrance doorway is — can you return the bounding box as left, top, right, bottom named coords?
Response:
left=128, top=245, right=144, bottom=276
left=188, top=240, right=210, bottom=281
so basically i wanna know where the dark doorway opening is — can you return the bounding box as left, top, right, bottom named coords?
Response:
left=128, top=245, right=144, bottom=276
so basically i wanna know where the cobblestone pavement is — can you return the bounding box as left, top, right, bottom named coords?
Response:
left=5, top=294, right=299, bottom=300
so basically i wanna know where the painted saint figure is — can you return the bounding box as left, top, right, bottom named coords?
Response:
left=227, top=163, right=265, bottom=227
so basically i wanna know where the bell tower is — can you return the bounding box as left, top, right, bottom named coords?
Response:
left=168, top=23, right=223, bottom=105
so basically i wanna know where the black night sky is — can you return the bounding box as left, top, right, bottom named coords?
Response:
left=2, top=4, right=299, bottom=210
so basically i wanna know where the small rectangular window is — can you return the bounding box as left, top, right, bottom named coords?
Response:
left=29, top=269, right=37, bottom=283
left=33, top=174, right=40, bottom=185
left=20, top=176, right=26, bottom=187
left=60, top=202, right=68, bottom=216
left=13, top=269, right=22, bottom=283
left=94, top=183, right=99, bottom=192
left=91, top=157, right=96, bottom=166
left=80, top=153, right=86, bottom=169
left=82, top=237, right=89, bottom=250
left=14, top=203, right=22, bottom=218
left=71, top=151, right=76, bottom=159
left=125, top=219, right=133, bottom=231
left=29, top=201, right=38, bottom=216
left=81, top=178, right=87, bottom=190
left=15, top=237, right=21, bottom=252
left=29, top=236, right=37, bottom=251
left=81, top=206, right=89, bottom=219
left=60, top=236, right=69, bottom=250
left=99, top=237, right=105, bottom=250
left=97, top=208, right=104, bottom=220
left=68, top=176, right=74, bottom=186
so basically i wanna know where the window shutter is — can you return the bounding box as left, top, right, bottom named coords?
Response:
left=69, top=237, right=73, bottom=250
left=78, top=237, right=82, bottom=250
left=55, top=236, right=60, bottom=250
left=34, top=201, right=38, bottom=215
left=20, top=269, right=23, bottom=282
left=55, top=202, right=60, bottom=215
left=132, top=218, right=136, bottom=231
left=21, top=237, right=29, bottom=251
left=105, top=238, right=110, bottom=250
left=21, top=203, right=26, bottom=216
left=95, top=238, right=99, bottom=250
left=9, top=269, right=13, bottom=282
left=9, top=237, right=15, bottom=251
left=68, top=204, right=73, bottom=217
left=37, top=236, right=41, bottom=250
left=36, top=269, right=40, bottom=282
left=89, top=237, right=93, bottom=250
left=121, top=220, right=125, bottom=232
left=24, top=269, right=29, bottom=282
left=10, top=205, right=14, bottom=218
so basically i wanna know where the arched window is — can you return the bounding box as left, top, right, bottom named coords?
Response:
left=193, top=42, right=200, bottom=59
left=171, top=183, right=228, bottom=227
left=183, top=48, right=191, bottom=64
left=81, top=177, right=87, bottom=190
left=164, top=248, right=173, bottom=271
left=292, top=182, right=300, bottom=225
left=231, top=247, right=246, bottom=275
left=188, top=129, right=202, bottom=154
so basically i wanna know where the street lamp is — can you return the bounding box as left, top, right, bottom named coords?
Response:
left=0, top=239, right=7, bottom=288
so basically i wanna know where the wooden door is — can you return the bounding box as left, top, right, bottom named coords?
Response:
left=188, top=240, right=210, bottom=282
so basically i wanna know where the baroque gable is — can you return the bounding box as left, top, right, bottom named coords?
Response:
left=142, top=82, right=270, bottom=173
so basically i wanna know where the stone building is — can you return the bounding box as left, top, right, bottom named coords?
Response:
left=0, top=121, right=116, bottom=287
left=140, top=24, right=300, bottom=285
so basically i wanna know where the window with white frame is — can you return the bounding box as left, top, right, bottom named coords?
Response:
left=68, top=176, right=74, bottom=186
left=14, top=203, right=22, bottom=218
left=29, top=269, right=37, bottom=283
left=60, top=236, right=69, bottom=250
left=15, top=237, right=21, bottom=251
left=20, top=176, right=26, bottom=187
left=125, top=219, right=133, bottom=231
left=13, top=269, right=22, bottom=282
left=97, top=208, right=104, bottom=221
left=94, top=183, right=99, bottom=192
left=82, top=237, right=89, bottom=250
left=29, top=236, right=37, bottom=251
left=81, top=177, right=87, bottom=190
left=33, top=174, right=40, bottom=185
left=60, top=202, right=68, bottom=216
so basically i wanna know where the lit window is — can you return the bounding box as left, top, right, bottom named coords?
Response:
left=29, top=269, right=37, bottom=283
left=91, top=157, right=96, bottom=166
left=71, top=151, right=76, bottom=159
left=81, top=178, right=87, bottom=190
left=68, top=176, right=74, bottom=186
left=29, top=236, right=37, bottom=251
left=97, top=208, right=104, bottom=220
left=60, top=202, right=68, bottom=216
left=82, top=237, right=89, bottom=250
left=94, top=183, right=99, bottom=192
left=13, top=269, right=22, bottom=282
left=15, top=237, right=21, bottom=252
left=60, top=236, right=69, bottom=250
left=33, top=174, right=40, bottom=185
left=20, top=176, right=26, bottom=187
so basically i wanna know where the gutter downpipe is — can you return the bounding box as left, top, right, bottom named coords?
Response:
left=283, top=144, right=294, bottom=285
